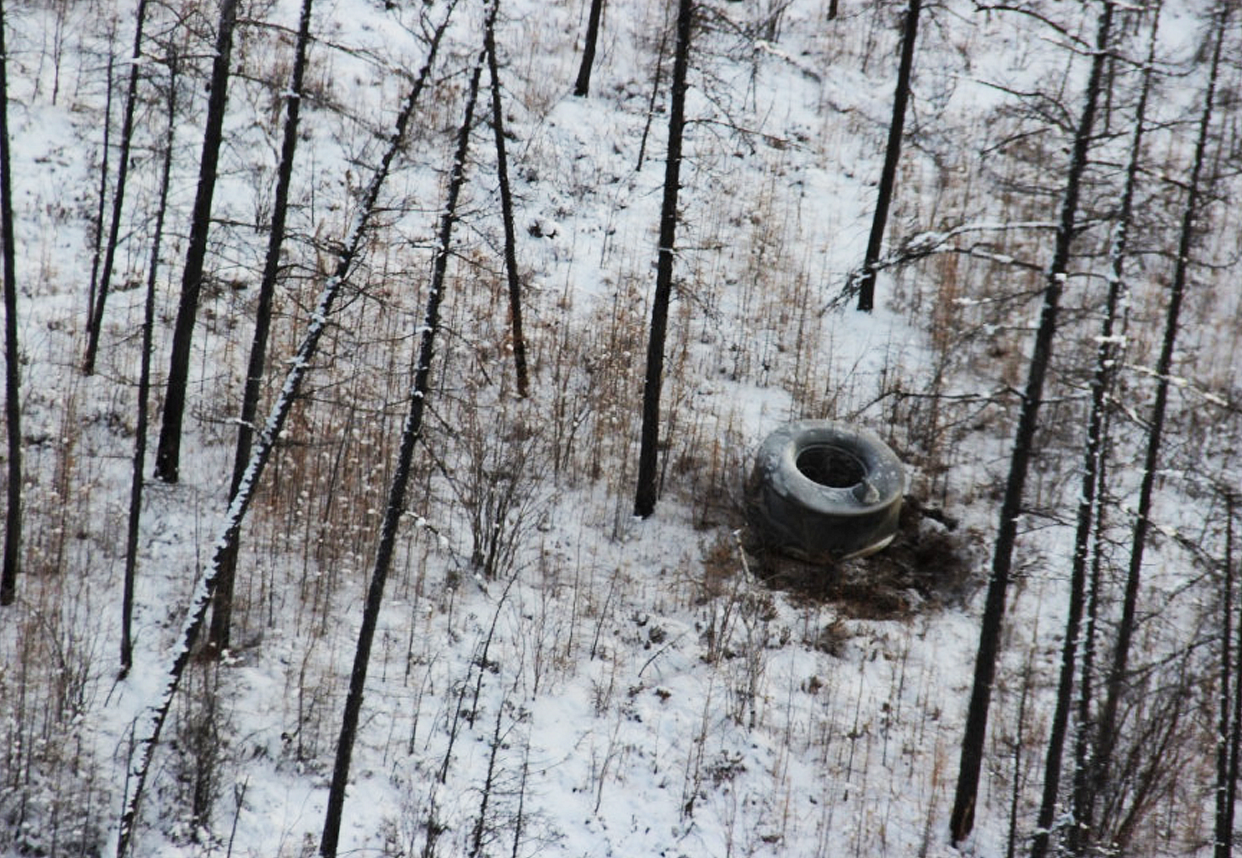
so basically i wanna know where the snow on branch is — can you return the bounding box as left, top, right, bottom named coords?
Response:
left=112, top=3, right=458, bottom=853
left=1124, top=361, right=1235, bottom=410
left=828, top=220, right=1055, bottom=312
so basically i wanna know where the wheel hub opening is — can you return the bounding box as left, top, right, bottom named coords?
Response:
left=796, top=444, right=865, bottom=488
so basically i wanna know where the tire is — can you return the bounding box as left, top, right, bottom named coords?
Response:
left=746, top=419, right=905, bottom=563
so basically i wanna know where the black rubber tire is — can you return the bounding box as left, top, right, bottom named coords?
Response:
left=746, top=419, right=905, bottom=563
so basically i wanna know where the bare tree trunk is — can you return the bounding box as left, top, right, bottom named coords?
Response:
left=855, top=0, right=919, bottom=313
left=113, top=4, right=454, bottom=848
left=0, top=0, right=20, bottom=607
left=319, top=6, right=488, bottom=855
left=209, top=0, right=317, bottom=655
left=1030, top=8, right=1160, bottom=856
left=1007, top=652, right=1033, bottom=858
left=1067, top=415, right=1113, bottom=857
left=84, top=50, right=113, bottom=360
left=1218, top=494, right=1235, bottom=858
left=154, top=0, right=240, bottom=483
left=1088, top=5, right=1227, bottom=847
left=1226, top=493, right=1240, bottom=858
left=636, top=25, right=668, bottom=172
left=122, top=51, right=179, bottom=674
left=484, top=4, right=529, bottom=398
left=950, top=1, right=1113, bottom=842
left=634, top=0, right=692, bottom=519
left=84, top=0, right=152, bottom=375
left=573, top=0, right=605, bottom=97
left=1064, top=419, right=1117, bottom=857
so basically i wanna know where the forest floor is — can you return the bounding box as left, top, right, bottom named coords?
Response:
left=2, top=0, right=1239, bottom=856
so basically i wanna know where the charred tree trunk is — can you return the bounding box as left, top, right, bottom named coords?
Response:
left=122, top=52, right=179, bottom=674
left=1218, top=494, right=1235, bottom=858
left=1088, top=6, right=1227, bottom=847
left=153, top=0, right=240, bottom=483
left=1030, top=8, right=1159, bottom=856
left=209, top=0, right=317, bottom=655
left=636, top=25, right=668, bottom=172
left=84, top=0, right=152, bottom=375
left=1063, top=410, right=1120, bottom=856
left=84, top=51, right=113, bottom=361
left=1068, top=411, right=1114, bottom=856
left=0, top=0, right=20, bottom=607
left=855, top=0, right=919, bottom=313
left=319, top=6, right=488, bottom=856
left=634, top=0, right=692, bottom=519
left=113, top=4, right=454, bottom=849
left=1226, top=493, right=1240, bottom=858
left=484, top=5, right=529, bottom=397
left=950, top=1, right=1113, bottom=843
left=573, top=0, right=605, bottom=97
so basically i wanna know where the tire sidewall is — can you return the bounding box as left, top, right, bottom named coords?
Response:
left=748, top=420, right=905, bottom=562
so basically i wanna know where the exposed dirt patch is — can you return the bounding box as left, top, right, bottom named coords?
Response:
left=743, top=495, right=981, bottom=619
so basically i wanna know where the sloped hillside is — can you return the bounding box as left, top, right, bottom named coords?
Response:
left=1, top=0, right=1239, bottom=856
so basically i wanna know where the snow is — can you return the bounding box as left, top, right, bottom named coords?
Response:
left=1, top=0, right=1237, bottom=856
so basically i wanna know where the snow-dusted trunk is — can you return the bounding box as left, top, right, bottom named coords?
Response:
left=122, top=52, right=179, bottom=674
left=0, top=0, right=19, bottom=607
left=855, top=0, right=920, bottom=313
left=1087, top=4, right=1227, bottom=847
left=574, top=0, right=605, bottom=97
left=634, top=0, right=692, bottom=519
left=1030, top=8, right=1160, bottom=856
left=949, top=1, right=1114, bottom=843
left=1068, top=431, right=1113, bottom=856
left=209, top=0, right=318, bottom=654
left=153, top=0, right=240, bottom=483
left=319, top=4, right=489, bottom=855
left=113, top=3, right=454, bottom=848
left=83, top=0, right=150, bottom=375
left=484, top=4, right=530, bottom=398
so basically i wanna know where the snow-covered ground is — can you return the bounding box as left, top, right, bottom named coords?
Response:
left=2, top=0, right=1239, bottom=856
